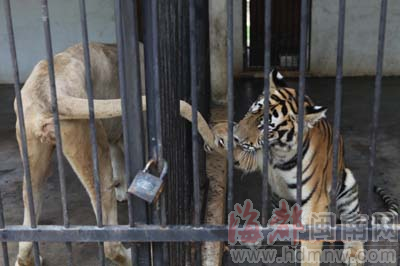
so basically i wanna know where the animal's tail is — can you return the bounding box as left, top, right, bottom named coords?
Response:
left=57, top=95, right=123, bottom=120
left=57, top=95, right=217, bottom=149
left=374, top=186, right=399, bottom=215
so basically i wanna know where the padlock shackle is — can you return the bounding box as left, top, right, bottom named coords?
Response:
left=160, top=160, right=168, bottom=180
left=143, top=159, right=168, bottom=180
left=143, top=159, right=157, bottom=172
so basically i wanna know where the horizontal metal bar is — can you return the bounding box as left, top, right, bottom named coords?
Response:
left=0, top=225, right=399, bottom=242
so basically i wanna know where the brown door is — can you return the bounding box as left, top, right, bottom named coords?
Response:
left=248, top=0, right=305, bottom=70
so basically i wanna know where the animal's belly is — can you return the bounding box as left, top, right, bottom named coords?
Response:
left=102, top=118, right=123, bottom=143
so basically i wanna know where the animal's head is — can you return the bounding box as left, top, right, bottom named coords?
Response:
left=204, top=122, right=260, bottom=172
left=266, top=90, right=327, bottom=151
left=232, top=69, right=288, bottom=152
left=234, top=70, right=327, bottom=155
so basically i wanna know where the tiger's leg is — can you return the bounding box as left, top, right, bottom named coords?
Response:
left=337, top=168, right=365, bottom=266
left=300, top=199, right=328, bottom=266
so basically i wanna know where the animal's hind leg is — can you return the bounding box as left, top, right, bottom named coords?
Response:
left=60, top=120, right=130, bottom=265
left=338, top=169, right=365, bottom=266
left=15, top=121, right=54, bottom=266
left=110, top=138, right=127, bottom=202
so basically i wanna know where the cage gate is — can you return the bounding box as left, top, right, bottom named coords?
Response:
left=2, top=0, right=400, bottom=266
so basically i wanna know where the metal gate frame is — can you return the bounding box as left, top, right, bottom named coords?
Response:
left=2, top=0, right=399, bottom=265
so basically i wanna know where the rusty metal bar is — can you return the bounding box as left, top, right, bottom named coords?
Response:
left=4, top=0, right=41, bottom=264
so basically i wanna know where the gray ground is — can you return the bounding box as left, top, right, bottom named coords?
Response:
left=0, top=77, right=399, bottom=265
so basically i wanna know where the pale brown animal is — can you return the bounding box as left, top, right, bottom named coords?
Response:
left=14, top=42, right=219, bottom=266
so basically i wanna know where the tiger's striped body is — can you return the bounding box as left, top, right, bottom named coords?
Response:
left=216, top=71, right=399, bottom=265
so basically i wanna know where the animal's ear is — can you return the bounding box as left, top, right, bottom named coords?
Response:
left=268, top=68, right=287, bottom=92
left=304, top=105, right=327, bottom=128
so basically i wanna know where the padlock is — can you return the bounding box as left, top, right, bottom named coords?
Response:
left=128, top=159, right=168, bottom=203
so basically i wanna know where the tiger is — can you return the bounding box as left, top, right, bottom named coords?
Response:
left=205, top=70, right=398, bottom=266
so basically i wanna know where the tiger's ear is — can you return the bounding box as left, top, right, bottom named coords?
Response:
left=267, top=68, right=287, bottom=93
left=304, top=105, right=327, bottom=128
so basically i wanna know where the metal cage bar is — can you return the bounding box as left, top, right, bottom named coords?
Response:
left=330, top=0, right=346, bottom=215
left=1, top=0, right=399, bottom=264
left=227, top=0, right=235, bottom=216
left=39, top=0, right=75, bottom=263
left=77, top=0, right=107, bottom=264
left=0, top=194, right=10, bottom=266
left=147, top=0, right=166, bottom=265
left=262, top=0, right=272, bottom=226
left=4, top=0, right=41, bottom=264
left=0, top=224, right=399, bottom=242
left=367, top=0, right=388, bottom=213
left=115, top=0, right=150, bottom=264
left=296, top=0, right=309, bottom=207
left=189, top=0, right=202, bottom=264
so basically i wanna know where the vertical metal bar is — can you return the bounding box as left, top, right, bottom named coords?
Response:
left=115, top=0, right=150, bottom=264
left=367, top=0, right=388, bottom=213
left=40, top=0, right=75, bottom=264
left=77, top=0, right=103, bottom=228
left=330, top=0, right=346, bottom=217
left=150, top=0, right=163, bottom=159
left=142, top=1, right=163, bottom=264
left=114, top=0, right=132, bottom=230
left=227, top=0, right=235, bottom=216
left=242, top=0, right=246, bottom=69
left=0, top=193, right=10, bottom=266
left=291, top=0, right=297, bottom=69
left=149, top=1, right=166, bottom=265
left=77, top=0, right=106, bottom=264
left=262, top=0, right=271, bottom=226
left=189, top=0, right=200, bottom=230
left=39, top=0, right=71, bottom=230
left=3, top=1, right=41, bottom=265
left=296, top=0, right=309, bottom=207
left=189, top=0, right=201, bottom=265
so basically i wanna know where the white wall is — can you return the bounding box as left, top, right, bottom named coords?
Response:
left=209, top=0, right=243, bottom=104
left=0, top=0, right=115, bottom=83
left=310, top=0, right=400, bottom=76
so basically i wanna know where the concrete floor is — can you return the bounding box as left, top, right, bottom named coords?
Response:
left=0, top=77, right=399, bottom=265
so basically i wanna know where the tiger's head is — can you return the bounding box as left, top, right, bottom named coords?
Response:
left=233, top=71, right=327, bottom=167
